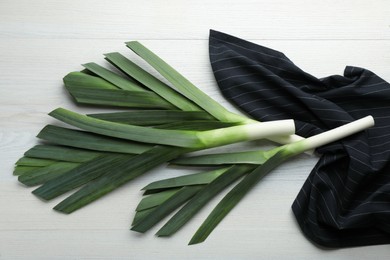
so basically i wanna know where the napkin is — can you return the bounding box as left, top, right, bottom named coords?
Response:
left=209, top=30, right=390, bottom=247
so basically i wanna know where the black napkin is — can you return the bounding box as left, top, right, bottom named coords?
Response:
left=209, top=30, right=390, bottom=248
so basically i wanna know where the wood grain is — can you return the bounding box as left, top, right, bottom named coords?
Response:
left=1, top=0, right=389, bottom=259
left=0, top=0, right=389, bottom=40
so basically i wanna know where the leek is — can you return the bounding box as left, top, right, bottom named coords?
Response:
left=131, top=116, right=374, bottom=244
left=49, top=108, right=295, bottom=149
left=13, top=39, right=375, bottom=246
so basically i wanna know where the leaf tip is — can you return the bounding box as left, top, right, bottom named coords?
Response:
left=47, top=108, right=61, bottom=119
left=130, top=226, right=143, bottom=233
left=188, top=238, right=203, bottom=246
left=31, top=187, right=49, bottom=200
left=140, top=184, right=150, bottom=191
left=103, top=52, right=120, bottom=58
left=155, top=229, right=169, bottom=237
left=53, top=202, right=72, bottom=214
left=125, top=41, right=140, bottom=46
left=81, top=62, right=94, bottom=67
left=188, top=229, right=210, bottom=245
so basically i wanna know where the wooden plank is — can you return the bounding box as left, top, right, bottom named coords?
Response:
left=0, top=0, right=389, bottom=40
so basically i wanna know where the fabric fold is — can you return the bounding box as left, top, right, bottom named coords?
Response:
left=209, top=29, right=390, bottom=248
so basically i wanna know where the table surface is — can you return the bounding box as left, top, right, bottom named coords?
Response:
left=1, top=0, right=390, bottom=259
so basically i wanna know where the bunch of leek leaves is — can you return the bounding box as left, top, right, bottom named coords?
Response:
left=14, top=41, right=374, bottom=245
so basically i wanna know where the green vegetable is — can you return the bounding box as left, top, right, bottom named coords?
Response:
left=132, top=116, right=374, bottom=244
left=13, top=40, right=374, bottom=246
left=49, top=108, right=295, bottom=149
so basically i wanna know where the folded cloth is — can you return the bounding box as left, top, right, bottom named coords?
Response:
left=209, top=30, right=390, bottom=248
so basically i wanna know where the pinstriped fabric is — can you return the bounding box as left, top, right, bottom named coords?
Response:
left=209, top=30, right=390, bottom=248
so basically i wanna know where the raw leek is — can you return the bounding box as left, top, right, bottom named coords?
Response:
left=13, top=39, right=375, bottom=246
left=49, top=108, right=295, bottom=149
left=131, top=116, right=374, bottom=244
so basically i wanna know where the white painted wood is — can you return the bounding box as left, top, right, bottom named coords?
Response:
left=0, top=0, right=389, bottom=40
left=1, top=0, right=390, bottom=259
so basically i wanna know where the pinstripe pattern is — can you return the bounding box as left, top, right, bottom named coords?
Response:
left=209, top=30, right=390, bottom=248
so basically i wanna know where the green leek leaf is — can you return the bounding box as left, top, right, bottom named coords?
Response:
left=104, top=52, right=201, bottom=112
left=88, top=110, right=215, bottom=125
left=16, top=157, right=57, bottom=167
left=131, top=185, right=203, bottom=233
left=156, top=164, right=256, bottom=237
left=24, top=145, right=103, bottom=163
left=154, top=121, right=238, bottom=131
left=37, top=125, right=152, bottom=154
left=63, top=72, right=118, bottom=90
left=82, top=62, right=145, bottom=92
left=66, top=86, right=177, bottom=109
left=53, top=146, right=187, bottom=213
left=189, top=151, right=290, bottom=245
left=32, top=153, right=134, bottom=200
left=143, top=167, right=230, bottom=191
left=126, top=42, right=247, bottom=123
left=132, top=207, right=156, bottom=226
left=172, top=150, right=275, bottom=166
left=13, top=166, right=40, bottom=176
left=136, top=188, right=180, bottom=211
left=18, top=162, right=80, bottom=187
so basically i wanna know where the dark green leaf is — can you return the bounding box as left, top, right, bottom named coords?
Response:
left=32, top=153, right=134, bottom=200
left=88, top=110, right=215, bottom=125
left=126, top=42, right=245, bottom=123
left=132, top=207, right=156, bottom=226
left=82, top=62, right=145, bottom=91
left=18, top=162, right=80, bottom=186
left=189, top=151, right=291, bottom=245
left=143, top=167, right=230, bottom=191
left=131, top=185, right=203, bottom=233
left=66, top=86, right=177, bottom=109
left=154, top=121, right=238, bottom=130
left=156, top=164, right=256, bottom=237
left=104, top=52, right=201, bottom=112
left=25, top=145, right=103, bottom=163
left=13, top=166, right=40, bottom=176
left=63, top=72, right=118, bottom=90
left=37, top=125, right=152, bottom=154
left=53, top=146, right=188, bottom=213
left=16, top=157, right=57, bottom=167
left=172, top=150, right=273, bottom=166
left=136, top=188, right=180, bottom=211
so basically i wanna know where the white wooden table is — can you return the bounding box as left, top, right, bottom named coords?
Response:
left=1, top=0, right=390, bottom=259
